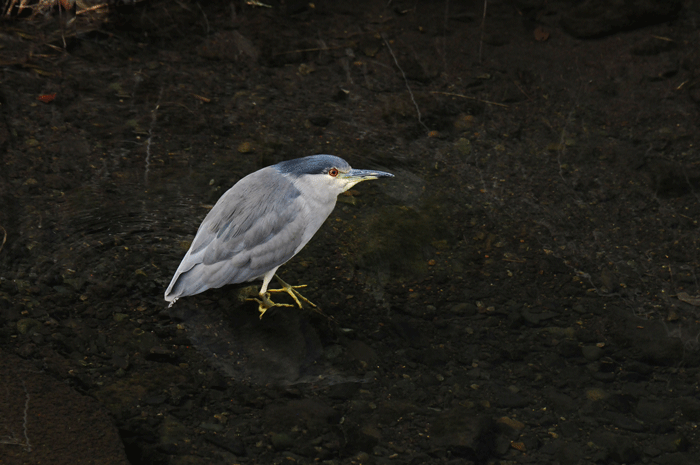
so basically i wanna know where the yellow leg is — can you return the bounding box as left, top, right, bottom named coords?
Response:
left=248, top=292, right=294, bottom=319
left=267, top=275, right=317, bottom=309
left=245, top=274, right=317, bottom=319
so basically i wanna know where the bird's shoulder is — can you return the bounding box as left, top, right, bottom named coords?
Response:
left=204, top=167, right=301, bottom=237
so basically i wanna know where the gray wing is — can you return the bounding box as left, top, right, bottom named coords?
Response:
left=165, top=167, right=309, bottom=301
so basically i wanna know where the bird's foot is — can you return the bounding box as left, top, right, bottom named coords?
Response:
left=246, top=275, right=320, bottom=319
left=247, top=292, right=294, bottom=319
left=268, top=275, right=317, bottom=309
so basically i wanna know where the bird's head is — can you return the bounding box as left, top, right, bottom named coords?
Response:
left=276, top=154, right=394, bottom=200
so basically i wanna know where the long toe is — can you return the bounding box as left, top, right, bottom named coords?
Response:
left=268, top=275, right=317, bottom=308
left=247, top=292, right=294, bottom=319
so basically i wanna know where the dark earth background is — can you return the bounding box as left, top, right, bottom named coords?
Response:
left=2, top=1, right=700, bottom=464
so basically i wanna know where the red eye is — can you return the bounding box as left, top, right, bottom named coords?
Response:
left=328, top=168, right=339, bottom=177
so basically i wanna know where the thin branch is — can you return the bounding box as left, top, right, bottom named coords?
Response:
left=479, top=0, right=487, bottom=63
left=0, top=225, right=6, bottom=254
left=430, top=91, right=508, bottom=107
left=382, top=34, right=429, bottom=133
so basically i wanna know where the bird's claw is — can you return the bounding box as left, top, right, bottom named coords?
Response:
left=248, top=292, right=294, bottom=319
left=269, top=275, right=317, bottom=309
left=247, top=275, right=317, bottom=319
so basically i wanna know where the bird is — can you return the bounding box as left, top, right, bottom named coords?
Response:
left=164, top=154, right=394, bottom=318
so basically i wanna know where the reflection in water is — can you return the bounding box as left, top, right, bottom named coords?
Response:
left=170, top=299, right=366, bottom=386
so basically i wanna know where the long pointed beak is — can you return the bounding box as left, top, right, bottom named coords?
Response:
left=337, top=168, right=393, bottom=191
left=340, top=168, right=395, bottom=183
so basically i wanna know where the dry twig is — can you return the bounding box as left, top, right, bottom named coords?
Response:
left=0, top=225, right=6, bottom=254
left=430, top=91, right=507, bottom=108
left=382, top=33, right=429, bottom=133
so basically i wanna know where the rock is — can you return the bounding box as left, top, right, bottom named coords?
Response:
left=326, top=382, right=360, bottom=400
left=585, top=388, right=608, bottom=402
left=602, top=411, right=645, bottom=432
left=521, top=309, right=558, bottom=325
left=16, top=318, right=41, bottom=334
left=545, top=389, right=577, bottom=413
left=454, top=138, right=472, bottom=157
left=264, top=399, right=338, bottom=430
left=199, top=422, right=224, bottom=432
left=160, top=416, right=188, bottom=446
left=634, top=398, right=673, bottom=423
left=346, top=340, right=378, bottom=364
left=679, top=397, right=700, bottom=421
left=655, top=433, right=689, bottom=453
left=323, top=344, right=344, bottom=360
left=591, top=431, right=640, bottom=463
left=198, top=31, right=260, bottom=62
left=429, top=408, right=496, bottom=458
left=557, top=339, right=580, bottom=358
left=308, top=116, right=330, bottom=127
left=581, top=345, right=604, bottom=361
left=496, top=416, right=525, bottom=430
left=204, top=434, right=247, bottom=456
left=653, top=452, right=696, bottom=465
left=237, top=141, right=254, bottom=153
left=270, top=432, right=294, bottom=451
left=449, top=302, right=477, bottom=316
left=494, top=389, right=529, bottom=408
left=561, top=0, right=682, bottom=38
left=339, top=420, right=379, bottom=454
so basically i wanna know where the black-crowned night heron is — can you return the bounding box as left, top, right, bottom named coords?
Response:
left=165, top=154, right=393, bottom=317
